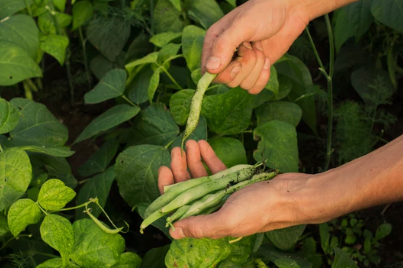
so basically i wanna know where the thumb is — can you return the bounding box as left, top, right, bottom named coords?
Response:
left=169, top=213, right=228, bottom=239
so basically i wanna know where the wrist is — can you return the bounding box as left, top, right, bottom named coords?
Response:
left=291, top=0, right=360, bottom=21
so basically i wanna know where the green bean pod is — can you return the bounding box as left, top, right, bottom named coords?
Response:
left=165, top=205, right=190, bottom=227
left=140, top=209, right=170, bottom=234
left=181, top=72, right=217, bottom=151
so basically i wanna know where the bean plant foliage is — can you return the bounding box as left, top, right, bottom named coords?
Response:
left=0, top=0, right=402, bottom=267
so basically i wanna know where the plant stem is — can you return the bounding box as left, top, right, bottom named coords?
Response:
left=0, top=235, right=32, bottom=252
left=36, top=202, right=48, bottom=215
left=161, top=67, right=183, bottom=90
left=57, top=198, right=97, bottom=211
left=24, top=0, right=32, bottom=16
left=121, top=95, right=137, bottom=107
left=65, top=55, right=75, bottom=106
left=79, top=27, right=92, bottom=91
left=164, top=137, right=176, bottom=149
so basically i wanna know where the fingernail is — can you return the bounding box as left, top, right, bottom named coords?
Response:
left=230, top=66, right=242, bottom=78
left=264, top=58, right=270, bottom=70
left=172, top=227, right=185, bottom=239
left=255, top=42, right=263, bottom=51
left=243, top=42, right=252, bottom=49
left=206, top=57, right=221, bottom=70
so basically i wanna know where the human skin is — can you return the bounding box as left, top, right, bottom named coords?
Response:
left=158, top=137, right=403, bottom=239
left=206, top=0, right=359, bottom=94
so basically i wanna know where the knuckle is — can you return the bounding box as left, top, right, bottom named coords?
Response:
left=240, top=80, right=254, bottom=90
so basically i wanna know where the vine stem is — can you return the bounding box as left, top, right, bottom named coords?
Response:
left=121, top=95, right=137, bottom=107
left=24, top=0, right=32, bottom=16
left=161, top=67, right=183, bottom=90
left=306, top=14, right=335, bottom=171
left=79, top=27, right=92, bottom=91
left=56, top=198, right=98, bottom=211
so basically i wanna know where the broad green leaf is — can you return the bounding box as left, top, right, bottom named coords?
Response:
left=182, top=25, right=205, bottom=72
left=72, top=1, right=94, bottom=30
left=34, top=155, right=77, bottom=189
left=38, top=179, right=76, bottom=210
left=112, top=252, right=142, bottom=268
left=319, top=223, right=330, bottom=253
left=209, top=137, right=247, bottom=168
left=127, top=65, right=154, bottom=105
left=74, top=104, right=140, bottom=144
left=154, top=0, right=184, bottom=33
left=78, top=139, right=119, bottom=177
left=76, top=167, right=116, bottom=219
left=202, top=87, right=254, bottom=135
left=150, top=32, right=182, bottom=47
left=87, top=17, right=131, bottom=61
left=7, top=199, right=41, bottom=237
left=37, top=258, right=79, bottom=268
left=168, top=0, right=181, bottom=11
left=265, top=225, right=306, bottom=251
left=345, top=0, right=373, bottom=40
left=0, top=213, right=8, bottom=237
left=125, top=33, right=154, bottom=63
left=91, top=52, right=126, bottom=81
left=351, top=66, right=395, bottom=108
left=115, top=145, right=170, bottom=207
left=125, top=52, right=158, bottom=74
left=371, top=0, right=403, bottom=33
left=265, top=66, right=279, bottom=97
left=375, top=223, right=392, bottom=240
left=276, top=54, right=312, bottom=86
left=166, top=238, right=232, bottom=268
left=148, top=67, right=161, bottom=102
left=257, top=243, right=312, bottom=268
left=188, top=0, right=224, bottom=29
left=0, top=98, right=19, bottom=134
left=0, top=148, right=32, bottom=210
left=9, top=98, right=68, bottom=147
left=53, top=0, right=66, bottom=12
left=157, top=43, right=181, bottom=66
left=0, top=42, right=42, bottom=86
left=169, top=116, right=208, bottom=150
left=84, top=69, right=127, bottom=104
left=256, top=101, right=302, bottom=127
left=253, top=121, right=298, bottom=173
left=136, top=202, right=170, bottom=238
left=224, top=236, right=255, bottom=265
left=16, top=145, right=74, bottom=157
left=277, top=75, right=293, bottom=100
left=0, top=0, right=33, bottom=19
left=71, top=219, right=125, bottom=268
left=170, top=89, right=195, bottom=125
left=253, top=73, right=290, bottom=108
left=332, top=248, right=359, bottom=268
left=128, top=103, right=179, bottom=147
left=38, top=12, right=72, bottom=35
left=333, top=8, right=354, bottom=52
left=0, top=14, right=38, bottom=60
left=40, top=214, right=74, bottom=258
left=40, top=34, right=69, bottom=65
left=140, top=245, right=169, bottom=268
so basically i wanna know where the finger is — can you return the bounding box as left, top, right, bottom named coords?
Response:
left=214, top=60, right=242, bottom=85
left=247, top=58, right=271, bottom=94
left=227, top=42, right=257, bottom=88
left=170, top=213, right=229, bottom=239
left=158, top=166, right=174, bottom=194
left=198, top=140, right=227, bottom=174
left=171, top=147, right=191, bottom=183
left=202, top=21, right=226, bottom=74
left=186, top=140, right=208, bottom=178
left=239, top=42, right=266, bottom=90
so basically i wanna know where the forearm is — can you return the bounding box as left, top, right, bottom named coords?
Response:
left=294, top=0, right=361, bottom=21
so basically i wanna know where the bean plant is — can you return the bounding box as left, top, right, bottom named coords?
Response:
left=0, top=0, right=402, bottom=267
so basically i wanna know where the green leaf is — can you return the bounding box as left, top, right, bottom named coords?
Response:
left=39, top=34, right=69, bottom=65
left=202, top=87, right=254, bottom=135
left=115, top=145, right=171, bottom=208
left=154, top=0, right=184, bottom=33
left=257, top=243, right=312, bottom=268
left=375, top=223, right=392, bottom=240
left=37, top=258, right=80, bottom=268
left=224, top=236, right=255, bottom=265
left=87, top=17, right=131, bottom=61
left=76, top=167, right=116, bottom=219
left=38, top=12, right=72, bottom=35
left=136, top=202, right=170, bottom=238
left=84, top=69, right=127, bottom=104
left=74, top=104, right=140, bottom=144
left=170, top=89, right=195, bottom=125
left=91, top=52, right=126, bottom=81
left=168, top=116, right=208, bottom=150
left=256, top=101, right=302, bottom=127
left=0, top=0, right=33, bottom=19
left=112, top=252, right=142, bottom=268
left=38, top=179, right=76, bottom=210
left=72, top=1, right=94, bottom=30
left=188, top=0, right=224, bottom=29
left=168, top=0, right=181, bottom=11
left=128, top=103, right=179, bottom=147
left=7, top=198, right=41, bottom=237
left=277, top=75, right=293, bottom=100
left=36, top=155, right=77, bottom=189
left=0, top=98, right=19, bottom=134
left=140, top=245, right=169, bottom=268
left=71, top=219, right=125, bottom=268
left=16, top=145, right=74, bottom=157
left=148, top=67, right=161, bottom=102
left=78, top=139, right=119, bottom=177
left=150, top=32, right=182, bottom=47
left=157, top=43, right=181, bottom=65
left=319, top=223, right=330, bottom=253
left=345, top=0, right=373, bottom=40
left=125, top=33, right=154, bottom=63
left=0, top=42, right=42, bottom=86
left=265, top=66, right=279, bottom=97
left=253, top=121, right=298, bottom=173
left=333, top=8, right=354, bottom=52
left=53, top=0, right=66, bottom=12
left=9, top=98, right=68, bottom=147
left=371, top=0, right=403, bottom=33
left=40, top=214, right=74, bottom=258
left=127, top=66, right=154, bottom=105
left=125, top=52, right=158, bottom=74
left=165, top=238, right=232, bottom=268
left=209, top=137, right=247, bottom=168
left=332, top=248, right=359, bottom=268
left=0, top=148, right=32, bottom=210
left=182, top=25, right=205, bottom=72
left=0, top=14, right=39, bottom=60
left=0, top=213, right=8, bottom=237
left=265, top=225, right=306, bottom=251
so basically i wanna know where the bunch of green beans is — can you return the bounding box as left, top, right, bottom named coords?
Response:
left=140, top=163, right=278, bottom=234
